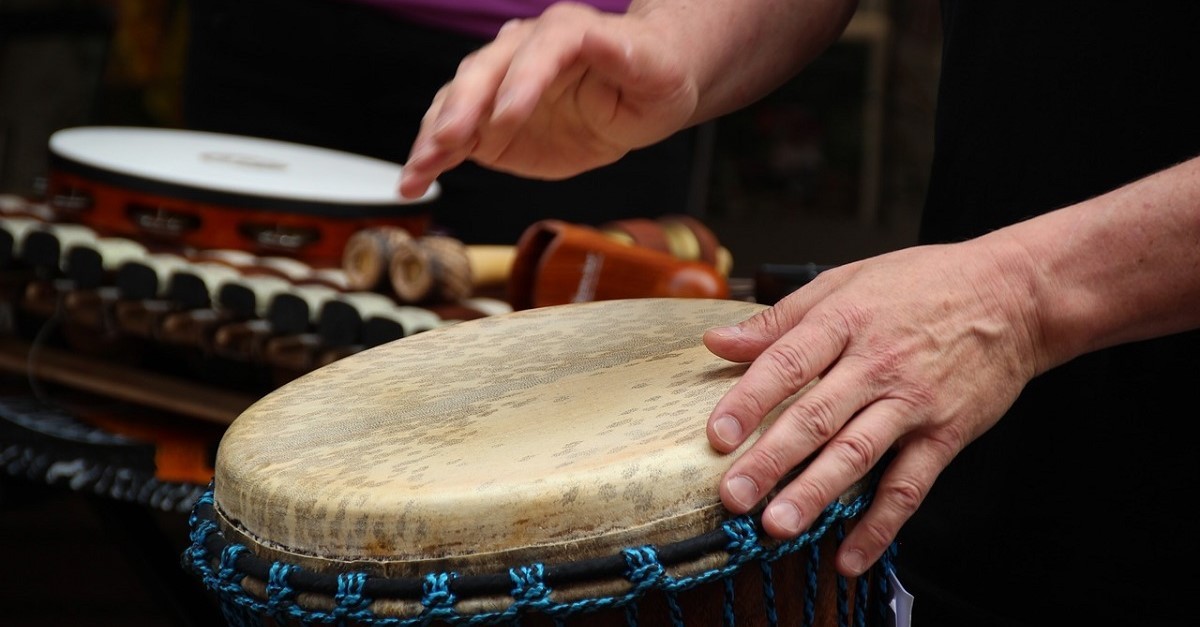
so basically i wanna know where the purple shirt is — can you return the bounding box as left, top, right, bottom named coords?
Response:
left=349, top=0, right=632, bottom=39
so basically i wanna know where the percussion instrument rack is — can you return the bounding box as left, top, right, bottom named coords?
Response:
left=0, top=207, right=513, bottom=422
left=1, top=279, right=452, bottom=415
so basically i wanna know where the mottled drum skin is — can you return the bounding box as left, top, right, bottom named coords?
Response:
left=212, top=298, right=864, bottom=626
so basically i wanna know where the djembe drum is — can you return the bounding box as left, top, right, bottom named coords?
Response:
left=185, top=299, right=895, bottom=626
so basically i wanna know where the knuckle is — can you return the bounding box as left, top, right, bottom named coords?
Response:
left=760, top=344, right=813, bottom=388
left=851, top=515, right=896, bottom=551
left=784, top=394, right=840, bottom=443
left=731, top=388, right=775, bottom=424
left=832, top=303, right=871, bottom=333
left=748, top=306, right=792, bottom=340
left=882, top=474, right=926, bottom=515
left=926, top=424, right=970, bottom=458
left=456, top=51, right=479, bottom=75
left=743, top=446, right=793, bottom=484
left=897, top=382, right=937, bottom=412
left=421, top=108, right=443, bottom=131
left=857, top=344, right=901, bottom=384
left=541, top=2, right=590, bottom=21
left=792, top=475, right=835, bottom=510
left=540, top=2, right=568, bottom=18
left=497, top=17, right=524, bottom=34
left=823, top=431, right=877, bottom=476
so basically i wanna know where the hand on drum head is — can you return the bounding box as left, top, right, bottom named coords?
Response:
left=398, top=3, right=698, bottom=199
left=702, top=239, right=1049, bottom=578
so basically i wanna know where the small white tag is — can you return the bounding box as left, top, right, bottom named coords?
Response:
left=886, top=569, right=914, bottom=627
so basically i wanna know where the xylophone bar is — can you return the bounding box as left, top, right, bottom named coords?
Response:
left=2, top=229, right=509, bottom=411
left=0, top=336, right=255, bottom=425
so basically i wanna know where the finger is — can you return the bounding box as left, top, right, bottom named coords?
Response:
left=404, top=25, right=530, bottom=194
left=716, top=358, right=877, bottom=514
left=472, top=61, right=591, bottom=168
left=703, top=274, right=840, bottom=363
left=489, top=4, right=607, bottom=126
left=400, top=87, right=452, bottom=198
left=428, top=33, right=524, bottom=145
left=706, top=309, right=849, bottom=453
left=835, top=438, right=946, bottom=577
left=703, top=322, right=773, bottom=365
left=402, top=33, right=515, bottom=197
left=476, top=16, right=607, bottom=166
left=754, top=394, right=908, bottom=539
left=401, top=136, right=477, bottom=200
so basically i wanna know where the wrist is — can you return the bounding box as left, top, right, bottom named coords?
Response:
left=973, top=226, right=1081, bottom=377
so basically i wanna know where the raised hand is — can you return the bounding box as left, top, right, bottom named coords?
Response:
left=399, top=3, right=699, bottom=199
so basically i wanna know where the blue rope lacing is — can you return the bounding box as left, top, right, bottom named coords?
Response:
left=183, top=485, right=896, bottom=626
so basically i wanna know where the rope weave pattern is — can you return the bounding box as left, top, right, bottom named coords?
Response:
left=184, top=487, right=896, bottom=626
left=803, top=542, right=819, bottom=627
left=0, top=395, right=206, bottom=513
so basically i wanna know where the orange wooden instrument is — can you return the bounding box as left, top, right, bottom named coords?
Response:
left=601, top=214, right=734, bottom=276
left=508, top=219, right=729, bottom=310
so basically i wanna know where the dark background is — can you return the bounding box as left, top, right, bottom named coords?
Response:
left=0, top=0, right=941, bottom=624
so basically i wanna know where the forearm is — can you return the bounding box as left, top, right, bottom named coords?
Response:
left=988, top=156, right=1200, bottom=372
left=628, top=0, right=859, bottom=125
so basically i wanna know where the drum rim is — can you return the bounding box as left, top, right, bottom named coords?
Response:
left=48, top=126, right=438, bottom=217
left=185, top=480, right=887, bottom=622
left=50, top=153, right=434, bottom=218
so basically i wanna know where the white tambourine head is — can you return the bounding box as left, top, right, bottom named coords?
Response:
left=48, top=126, right=440, bottom=206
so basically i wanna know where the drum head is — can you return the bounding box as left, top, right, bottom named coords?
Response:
left=214, top=298, right=803, bottom=577
left=48, top=126, right=439, bottom=214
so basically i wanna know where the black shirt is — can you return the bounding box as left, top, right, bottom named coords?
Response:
left=898, top=3, right=1200, bottom=625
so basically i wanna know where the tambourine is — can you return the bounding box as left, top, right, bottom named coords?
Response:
left=44, top=127, right=439, bottom=267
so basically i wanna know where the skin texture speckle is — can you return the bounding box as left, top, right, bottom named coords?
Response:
left=215, top=298, right=807, bottom=577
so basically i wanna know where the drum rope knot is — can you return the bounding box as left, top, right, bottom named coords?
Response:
left=720, top=517, right=759, bottom=553
left=421, top=572, right=459, bottom=618
left=622, top=546, right=668, bottom=594
left=509, top=564, right=553, bottom=609
left=265, top=563, right=300, bottom=618
left=621, top=546, right=684, bottom=626
left=216, top=544, right=250, bottom=598
left=331, top=572, right=375, bottom=622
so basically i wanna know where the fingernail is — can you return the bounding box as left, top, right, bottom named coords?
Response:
left=712, top=415, right=742, bottom=447
left=765, top=501, right=803, bottom=535
left=398, top=182, right=424, bottom=200
left=707, top=325, right=742, bottom=339
left=842, top=548, right=866, bottom=576
left=726, top=475, right=758, bottom=509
